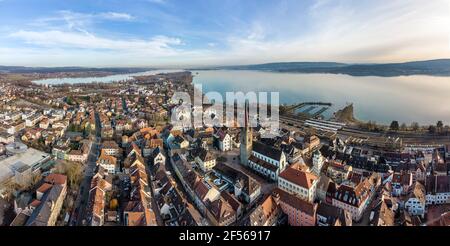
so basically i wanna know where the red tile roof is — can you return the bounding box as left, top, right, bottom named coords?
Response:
left=37, top=183, right=53, bottom=194
left=221, top=192, right=241, bottom=212
left=194, top=181, right=210, bottom=201
left=207, top=197, right=236, bottom=224
left=273, top=188, right=316, bottom=216
left=279, top=164, right=318, bottom=189
left=44, top=173, right=67, bottom=185
left=29, top=199, right=41, bottom=208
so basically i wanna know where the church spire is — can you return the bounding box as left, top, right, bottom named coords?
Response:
left=244, top=99, right=249, bottom=128
left=240, top=99, right=253, bottom=166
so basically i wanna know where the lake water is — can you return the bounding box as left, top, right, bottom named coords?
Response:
left=32, top=69, right=450, bottom=125
left=192, top=70, right=450, bottom=125
left=32, top=69, right=183, bottom=85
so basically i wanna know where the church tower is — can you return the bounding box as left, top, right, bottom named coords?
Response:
left=240, top=100, right=253, bottom=166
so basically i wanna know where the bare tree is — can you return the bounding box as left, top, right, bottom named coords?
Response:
left=54, top=161, right=83, bottom=189
left=437, top=121, right=444, bottom=133
left=400, top=123, right=407, bottom=131
left=411, top=122, right=420, bottom=131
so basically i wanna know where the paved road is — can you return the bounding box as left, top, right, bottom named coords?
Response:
left=70, top=111, right=102, bottom=226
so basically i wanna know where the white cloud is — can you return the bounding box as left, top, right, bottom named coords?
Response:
left=9, top=30, right=182, bottom=55
left=216, top=0, right=450, bottom=64
left=1, top=8, right=195, bottom=67
left=1, top=0, right=449, bottom=66
left=98, top=12, right=135, bottom=21
left=33, top=10, right=136, bottom=31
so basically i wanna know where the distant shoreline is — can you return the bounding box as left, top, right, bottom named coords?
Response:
left=190, top=58, right=450, bottom=77
left=191, top=68, right=450, bottom=78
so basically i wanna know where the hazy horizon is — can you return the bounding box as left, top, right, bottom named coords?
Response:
left=2, top=57, right=450, bottom=69
left=0, top=0, right=449, bottom=67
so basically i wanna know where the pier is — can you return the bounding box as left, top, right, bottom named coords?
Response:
left=283, top=101, right=332, bottom=112
left=281, top=101, right=333, bottom=118
left=312, top=106, right=329, bottom=117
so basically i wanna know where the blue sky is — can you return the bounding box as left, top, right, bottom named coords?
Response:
left=0, top=0, right=449, bottom=67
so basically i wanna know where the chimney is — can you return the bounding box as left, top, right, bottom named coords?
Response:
left=272, top=191, right=281, bottom=203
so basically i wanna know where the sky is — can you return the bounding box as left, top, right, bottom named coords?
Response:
left=0, top=0, right=449, bottom=67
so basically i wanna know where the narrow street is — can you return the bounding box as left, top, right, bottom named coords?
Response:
left=146, top=160, right=165, bottom=226
left=70, top=111, right=102, bottom=226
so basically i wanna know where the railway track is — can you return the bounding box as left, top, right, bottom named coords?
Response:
left=279, top=115, right=450, bottom=145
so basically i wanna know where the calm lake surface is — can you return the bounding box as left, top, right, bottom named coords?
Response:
left=33, top=69, right=450, bottom=125
left=193, top=70, right=450, bottom=125
left=32, top=69, right=183, bottom=85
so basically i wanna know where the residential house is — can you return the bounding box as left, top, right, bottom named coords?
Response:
left=84, top=172, right=112, bottom=226
left=135, top=119, right=148, bottom=129
left=67, top=150, right=86, bottom=163
left=39, top=117, right=49, bottom=129
left=124, top=151, right=145, bottom=173
left=143, top=138, right=163, bottom=157
left=21, top=128, right=42, bottom=142
left=425, top=175, right=450, bottom=205
left=370, top=197, right=395, bottom=226
left=25, top=174, right=67, bottom=226
left=281, top=143, right=302, bottom=164
left=192, top=178, right=221, bottom=216
left=330, top=174, right=379, bottom=221
left=215, top=130, right=232, bottom=152
left=391, top=172, right=413, bottom=197
left=316, top=202, right=352, bottom=226
left=248, top=194, right=281, bottom=226
left=195, top=148, right=216, bottom=172
left=221, top=191, right=243, bottom=219
left=233, top=173, right=261, bottom=205
left=101, top=126, right=114, bottom=139
left=101, top=140, right=121, bottom=157
left=25, top=113, right=43, bottom=127
left=326, top=161, right=352, bottom=184
left=123, top=160, right=157, bottom=226
left=149, top=147, right=166, bottom=166
left=404, top=181, right=426, bottom=218
left=273, top=188, right=317, bottom=226
left=97, top=150, right=118, bottom=174
left=0, top=132, right=14, bottom=144
left=52, top=143, right=70, bottom=161
left=278, top=163, right=319, bottom=203
left=7, top=121, right=25, bottom=135
left=415, top=161, right=427, bottom=182
left=205, top=193, right=237, bottom=226
left=171, top=135, right=189, bottom=149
